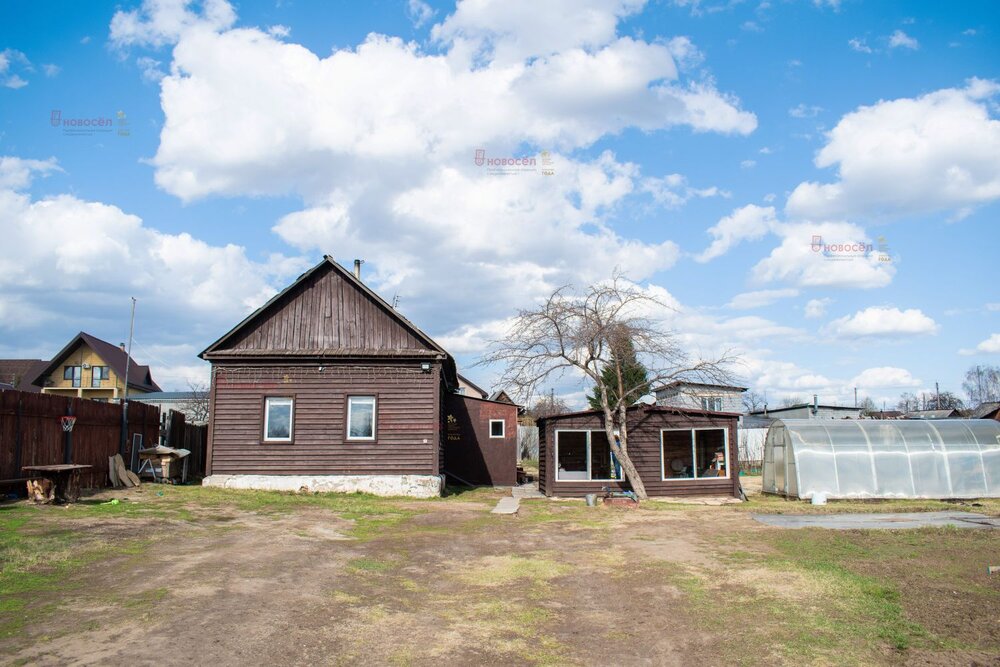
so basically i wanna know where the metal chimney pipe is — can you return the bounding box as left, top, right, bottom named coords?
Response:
left=353, top=259, right=363, bottom=280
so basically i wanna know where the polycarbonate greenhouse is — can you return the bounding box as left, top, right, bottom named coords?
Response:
left=762, top=419, right=1000, bottom=499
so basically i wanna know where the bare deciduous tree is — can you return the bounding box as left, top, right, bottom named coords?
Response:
left=857, top=396, right=877, bottom=416
left=963, top=365, right=1000, bottom=407
left=179, top=380, right=210, bottom=425
left=528, top=394, right=571, bottom=421
left=479, top=275, right=736, bottom=500
left=896, top=392, right=919, bottom=413
left=741, top=390, right=765, bottom=413
left=780, top=395, right=804, bottom=408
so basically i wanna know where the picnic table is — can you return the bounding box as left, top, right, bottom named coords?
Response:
left=23, top=464, right=92, bottom=503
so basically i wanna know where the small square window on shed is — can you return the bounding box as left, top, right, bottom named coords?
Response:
left=347, top=396, right=377, bottom=440
left=264, top=397, right=294, bottom=442
left=489, top=419, right=505, bottom=438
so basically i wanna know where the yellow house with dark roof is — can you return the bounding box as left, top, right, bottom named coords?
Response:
left=30, top=332, right=161, bottom=402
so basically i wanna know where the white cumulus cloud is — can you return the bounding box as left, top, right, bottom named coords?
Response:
left=888, top=29, right=919, bottom=50
left=850, top=366, right=921, bottom=389
left=960, top=333, right=1000, bottom=355
left=752, top=221, right=894, bottom=289
left=804, top=297, right=831, bottom=319
left=696, top=204, right=776, bottom=262
left=110, top=0, right=755, bottom=333
left=0, top=155, right=307, bottom=361
left=725, top=288, right=798, bottom=310
left=109, top=0, right=237, bottom=48
left=825, top=306, right=939, bottom=338
left=787, top=79, right=1000, bottom=220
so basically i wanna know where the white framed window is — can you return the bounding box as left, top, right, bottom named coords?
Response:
left=489, top=419, right=505, bottom=438
left=661, top=428, right=729, bottom=481
left=554, top=430, right=621, bottom=482
left=700, top=397, right=723, bottom=412
left=264, top=397, right=294, bottom=442
left=347, top=395, right=377, bottom=440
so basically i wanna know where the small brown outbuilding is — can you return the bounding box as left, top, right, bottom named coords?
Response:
left=537, top=405, right=740, bottom=498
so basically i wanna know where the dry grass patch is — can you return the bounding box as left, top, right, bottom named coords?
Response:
left=456, top=554, right=571, bottom=587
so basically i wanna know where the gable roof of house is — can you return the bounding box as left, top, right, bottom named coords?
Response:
left=905, top=409, right=961, bottom=419
left=457, top=373, right=488, bottom=399
left=200, top=256, right=458, bottom=386
left=488, top=389, right=514, bottom=404
left=0, top=359, right=46, bottom=392
left=971, top=401, right=1000, bottom=419
left=749, top=403, right=861, bottom=416
left=654, top=380, right=748, bottom=394
left=870, top=410, right=905, bottom=419
left=31, top=332, right=161, bottom=392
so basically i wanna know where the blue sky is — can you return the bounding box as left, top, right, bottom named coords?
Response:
left=0, top=0, right=997, bottom=408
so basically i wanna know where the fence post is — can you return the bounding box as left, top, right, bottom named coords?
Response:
left=14, top=394, right=23, bottom=472
left=63, top=399, right=74, bottom=464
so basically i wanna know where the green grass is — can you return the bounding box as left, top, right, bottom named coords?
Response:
left=655, top=526, right=988, bottom=665
left=0, top=506, right=155, bottom=639
left=0, top=485, right=432, bottom=642
left=347, top=556, right=398, bottom=573
left=747, top=531, right=932, bottom=652
left=34, top=485, right=427, bottom=540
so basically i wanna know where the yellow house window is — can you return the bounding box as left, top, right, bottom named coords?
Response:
left=63, top=366, right=81, bottom=388
left=91, top=366, right=109, bottom=388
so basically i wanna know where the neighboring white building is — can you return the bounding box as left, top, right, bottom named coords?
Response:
left=749, top=401, right=862, bottom=420
left=132, top=391, right=208, bottom=425
left=655, top=381, right=747, bottom=413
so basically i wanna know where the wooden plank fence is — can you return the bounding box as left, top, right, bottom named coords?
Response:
left=163, top=409, right=208, bottom=479
left=0, top=390, right=160, bottom=489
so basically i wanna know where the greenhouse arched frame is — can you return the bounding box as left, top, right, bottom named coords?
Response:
left=762, top=419, right=1000, bottom=499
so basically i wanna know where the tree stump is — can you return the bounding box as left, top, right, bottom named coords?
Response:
left=26, top=478, right=55, bottom=504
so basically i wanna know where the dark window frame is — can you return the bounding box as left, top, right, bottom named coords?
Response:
left=64, top=365, right=82, bottom=388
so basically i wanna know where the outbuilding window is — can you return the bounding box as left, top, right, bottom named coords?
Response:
left=661, top=428, right=728, bottom=480
left=489, top=419, right=505, bottom=438
left=347, top=396, right=377, bottom=440
left=264, top=397, right=294, bottom=442
left=555, top=430, right=620, bottom=482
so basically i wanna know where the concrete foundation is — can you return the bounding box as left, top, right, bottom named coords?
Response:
left=201, top=474, right=445, bottom=498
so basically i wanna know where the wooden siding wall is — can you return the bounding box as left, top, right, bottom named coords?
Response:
left=0, top=390, right=160, bottom=488
left=538, top=410, right=739, bottom=498
left=442, top=394, right=517, bottom=486
left=209, top=362, right=441, bottom=476
left=217, top=265, right=429, bottom=354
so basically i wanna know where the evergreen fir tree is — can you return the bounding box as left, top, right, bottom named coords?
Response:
left=588, top=340, right=650, bottom=409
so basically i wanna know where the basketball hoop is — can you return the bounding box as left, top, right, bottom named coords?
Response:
left=60, top=416, right=77, bottom=432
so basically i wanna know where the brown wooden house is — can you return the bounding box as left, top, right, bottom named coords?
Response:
left=538, top=405, right=740, bottom=498
left=200, top=256, right=516, bottom=497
